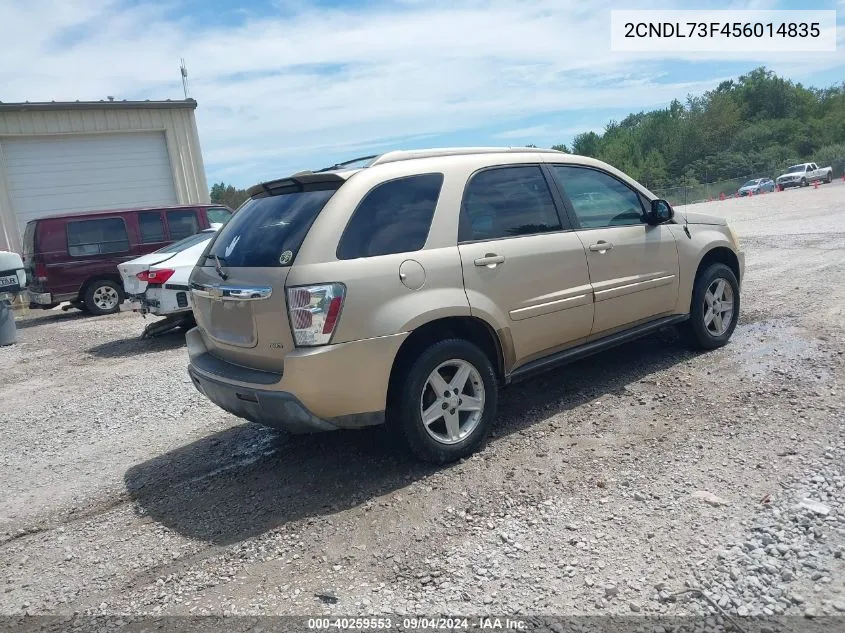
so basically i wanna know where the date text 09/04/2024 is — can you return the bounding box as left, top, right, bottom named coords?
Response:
left=624, top=22, right=821, bottom=39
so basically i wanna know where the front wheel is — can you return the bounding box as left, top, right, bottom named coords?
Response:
left=390, top=338, right=498, bottom=463
left=84, top=280, right=124, bottom=315
left=680, top=263, right=740, bottom=350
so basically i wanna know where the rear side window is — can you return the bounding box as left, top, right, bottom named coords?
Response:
left=337, top=174, right=443, bottom=260
left=207, top=189, right=337, bottom=267
left=166, top=210, right=199, bottom=240
left=459, top=166, right=561, bottom=242
left=67, top=218, right=130, bottom=256
left=138, top=211, right=165, bottom=243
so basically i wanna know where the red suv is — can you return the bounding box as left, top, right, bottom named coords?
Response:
left=23, top=204, right=233, bottom=315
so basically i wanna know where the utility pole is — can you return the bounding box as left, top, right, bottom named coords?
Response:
left=180, top=59, right=190, bottom=99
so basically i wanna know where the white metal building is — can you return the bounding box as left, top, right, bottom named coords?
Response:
left=0, top=99, right=209, bottom=253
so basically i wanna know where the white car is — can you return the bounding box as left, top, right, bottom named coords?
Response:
left=118, top=228, right=218, bottom=336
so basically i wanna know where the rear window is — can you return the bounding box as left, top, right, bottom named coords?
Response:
left=336, top=174, right=443, bottom=260
left=152, top=230, right=215, bottom=254
left=67, top=218, right=130, bottom=257
left=206, top=189, right=337, bottom=267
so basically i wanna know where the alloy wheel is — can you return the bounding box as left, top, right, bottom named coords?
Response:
left=419, top=359, right=486, bottom=445
left=703, top=278, right=735, bottom=336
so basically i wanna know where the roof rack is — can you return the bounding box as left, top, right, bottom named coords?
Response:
left=368, top=146, right=564, bottom=166
left=314, top=154, right=380, bottom=173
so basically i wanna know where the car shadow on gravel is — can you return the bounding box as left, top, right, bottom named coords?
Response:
left=14, top=310, right=89, bottom=329
left=124, top=326, right=697, bottom=546
left=87, top=330, right=186, bottom=358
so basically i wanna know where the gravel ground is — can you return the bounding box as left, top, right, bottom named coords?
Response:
left=0, top=182, right=843, bottom=627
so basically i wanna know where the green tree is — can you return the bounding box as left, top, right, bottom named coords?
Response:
left=210, top=182, right=249, bottom=209
left=549, top=67, right=845, bottom=183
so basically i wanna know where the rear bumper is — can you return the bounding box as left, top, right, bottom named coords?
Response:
left=187, top=366, right=362, bottom=433
left=186, top=328, right=407, bottom=433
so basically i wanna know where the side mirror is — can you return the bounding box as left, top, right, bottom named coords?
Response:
left=648, top=199, right=674, bottom=225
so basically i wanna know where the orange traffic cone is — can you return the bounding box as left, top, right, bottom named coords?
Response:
left=814, top=180, right=819, bottom=189
left=719, top=192, right=725, bottom=201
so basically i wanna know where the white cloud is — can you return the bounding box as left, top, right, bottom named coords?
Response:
left=1, top=0, right=843, bottom=186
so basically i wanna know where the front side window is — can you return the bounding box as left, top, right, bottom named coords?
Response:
left=166, top=210, right=200, bottom=240
left=207, top=207, right=233, bottom=225
left=67, top=218, right=130, bottom=256
left=459, top=166, right=561, bottom=242
left=550, top=165, right=645, bottom=229
left=336, top=174, right=443, bottom=260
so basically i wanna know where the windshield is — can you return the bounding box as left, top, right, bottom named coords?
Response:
left=206, top=188, right=338, bottom=267
left=742, top=180, right=761, bottom=187
left=153, top=230, right=215, bottom=254
left=786, top=165, right=806, bottom=173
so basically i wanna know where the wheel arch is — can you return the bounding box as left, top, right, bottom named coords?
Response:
left=693, top=247, right=741, bottom=294
left=386, top=315, right=507, bottom=409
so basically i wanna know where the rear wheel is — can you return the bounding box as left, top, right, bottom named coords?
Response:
left=801, top=177, right=808, bottom=187
left=826, top=173, right=832, bottom=184
left=84, top=280, right=123, bottom=315
left=681, top=263, right=740, bottom=350
left=391, top=338, right=498, bottom=463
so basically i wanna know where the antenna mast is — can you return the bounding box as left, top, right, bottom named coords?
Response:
left=180, top=58, right=190, bottom=99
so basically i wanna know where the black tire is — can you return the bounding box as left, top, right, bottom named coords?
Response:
left=680, top=263, right=740, bottom=350
left=390, top=338, right=498, bottom=464
left=801, top=178, right=807, bottom=187
left=826, top=173, right=832, bottom=184
left=83, top=280, right=124, bottom=315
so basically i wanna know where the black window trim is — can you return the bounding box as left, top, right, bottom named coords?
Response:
left=65, top=216, right=131, bottom=258
left=457, top=163, right=573, bottom=246
left=544, top=163, right=649, bottom=232
left=334, top=171, right=445, bottom=261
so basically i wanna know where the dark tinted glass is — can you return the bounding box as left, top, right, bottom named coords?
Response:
left=207, top=189, right=337, bottom=267
left=550, top=165, right=645, bottom=228
left=166, top=210, right=200, bottom=240
left=138, top=211, right=165, bottom=243
left=67, top=218, right=129, bottom=256
left=337, top=174, right=443, bottom=260
left=459, top=166, right=560, bottom=242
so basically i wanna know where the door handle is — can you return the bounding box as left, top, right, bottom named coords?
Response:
left=474, top=254, right=505, bottom=268
left=588, top=241, right=613, bottom=253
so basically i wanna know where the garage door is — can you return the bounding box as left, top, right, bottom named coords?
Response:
left=3, top=131, right=178, bottom=235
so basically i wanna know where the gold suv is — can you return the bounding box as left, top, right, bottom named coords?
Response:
left=187, top=148, right=744, bottom=463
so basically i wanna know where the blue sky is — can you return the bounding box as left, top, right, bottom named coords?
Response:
left=1, top=0, right=843, bottom=188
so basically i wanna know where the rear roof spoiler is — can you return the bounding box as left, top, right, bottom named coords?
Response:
left=246, top=172, right=348, bottom=198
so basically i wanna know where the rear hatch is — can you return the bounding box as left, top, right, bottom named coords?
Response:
left=189, top=174, right=345, bottom=373
left=120, top=230, right=217, bottom=295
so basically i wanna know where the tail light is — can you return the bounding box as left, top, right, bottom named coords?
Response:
left=137, top=268, right=175, bottom=284
left=286, top=283, right=346, bottom=347
left=35, top=262, right=48, bottom=282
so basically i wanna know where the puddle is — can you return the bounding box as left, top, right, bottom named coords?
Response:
left=729, top=319, right=823, bottom=380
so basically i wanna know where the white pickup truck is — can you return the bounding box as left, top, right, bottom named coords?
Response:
left=775, top=162, right=833, bottom=189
